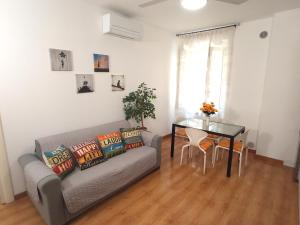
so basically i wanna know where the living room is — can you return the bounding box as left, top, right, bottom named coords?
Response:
left=0, top=0, right=300, bottom=224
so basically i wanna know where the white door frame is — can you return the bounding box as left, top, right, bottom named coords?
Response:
left=0, top=115, right=14, bottom=203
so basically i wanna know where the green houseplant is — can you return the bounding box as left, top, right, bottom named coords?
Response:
left=122, top=82, right=156, bottom=129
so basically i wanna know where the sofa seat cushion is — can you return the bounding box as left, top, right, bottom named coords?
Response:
left=61, top=146, right=157, bottom=214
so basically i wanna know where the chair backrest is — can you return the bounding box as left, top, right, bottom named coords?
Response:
left=185, top=128, right=208, bottom=147
left=236, top=130, right=249, bottom=146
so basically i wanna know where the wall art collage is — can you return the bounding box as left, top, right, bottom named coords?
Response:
left=49, top=48, right=125, bottom=94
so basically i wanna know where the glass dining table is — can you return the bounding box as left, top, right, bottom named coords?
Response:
left=170, top=118, right=245, bottom=177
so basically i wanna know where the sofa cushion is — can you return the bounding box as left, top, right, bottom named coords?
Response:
left=70, top=140, right=106, bottom=170
left=61, top=146, right=157, bottom=214
left=120, top=128, right=144, bottom=150
left=42, top=145, right=75, bottom=178
left=97, top=131, right=125, bottom=158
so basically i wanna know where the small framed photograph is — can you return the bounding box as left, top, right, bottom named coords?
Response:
left=49, top=48, right=73, bottom=71
left=76, top=74, right=94, bottom=94
left=93, top=54, right=109, bottom=72
left=111, top=75, right=125, bottom=91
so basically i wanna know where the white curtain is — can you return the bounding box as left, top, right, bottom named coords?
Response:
left=176, top=27, right=235, bottom=120
left=0, top=115, right=14, bottom=204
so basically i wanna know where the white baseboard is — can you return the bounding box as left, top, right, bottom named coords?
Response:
left=283, top=160, right=295, bottom=168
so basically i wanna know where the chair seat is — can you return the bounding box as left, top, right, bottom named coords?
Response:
left=217, top=139, right=243, bottom=152
left=175, top=128, right=188, bottom=138
left=177, top=129, right=220, bottom=140
left=199, top=139, right=214, bottom=151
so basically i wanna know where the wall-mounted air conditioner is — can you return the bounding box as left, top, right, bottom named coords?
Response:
left=102, top=13, right=143, bottom=41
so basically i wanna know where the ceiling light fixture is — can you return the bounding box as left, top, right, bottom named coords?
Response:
left=180, top=0, right=207, bottom=11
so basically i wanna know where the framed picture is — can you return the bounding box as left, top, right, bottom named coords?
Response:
left=93, top=54, right=109, bottom=72
left=111, top=75, right=125, bottom=91
left=76, top=74, right=94, bottom=94
left=49, top=48, right=73, bottom=71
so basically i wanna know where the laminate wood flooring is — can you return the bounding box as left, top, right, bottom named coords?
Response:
left=0, top=137, right=298, bottom=225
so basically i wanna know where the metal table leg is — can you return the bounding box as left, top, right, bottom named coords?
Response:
left=171, top=124, right=176, bottom=158
left=227, top=137, right=234, bottom=177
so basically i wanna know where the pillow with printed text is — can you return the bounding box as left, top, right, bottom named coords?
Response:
left=97, top=131, right=125, bottom=158
left=43, top=145, right=75, bottom=178
left=70, top=140, right=106, bottom=170
left=120, top=128, right=144, bottom=150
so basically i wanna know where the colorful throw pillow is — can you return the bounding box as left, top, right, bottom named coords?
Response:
left=42, top=145, right=75, bottom=178
left=120, top=128, right=144, bottom=150
left=70, top=140, right=106, bottom=170
left=97, top=131, right=125, bottom=158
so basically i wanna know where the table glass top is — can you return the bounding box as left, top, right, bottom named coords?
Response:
left=174, top=118, right=244, bottom=137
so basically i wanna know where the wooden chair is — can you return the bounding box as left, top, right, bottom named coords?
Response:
left=180, top=128, right=214, bottom=174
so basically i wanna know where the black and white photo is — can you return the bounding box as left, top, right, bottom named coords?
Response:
left=76, top=74, right=94, bottom=94
left=111, top=75, right=125, bottom=91
left=49, top=48, right=73, bottom=71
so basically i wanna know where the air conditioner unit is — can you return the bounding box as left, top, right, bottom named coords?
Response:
left=102, top=13, right=143, bottom=40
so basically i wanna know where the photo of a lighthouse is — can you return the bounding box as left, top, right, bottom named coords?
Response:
left=93, top=54, right=109, bottom=72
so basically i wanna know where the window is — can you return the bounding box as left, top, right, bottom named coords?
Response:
left=176, top=27, right=235, bottom=120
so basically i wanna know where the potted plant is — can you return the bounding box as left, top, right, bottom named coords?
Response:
left=122, top=82, right=156, bottom=129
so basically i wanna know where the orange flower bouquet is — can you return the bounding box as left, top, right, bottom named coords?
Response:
left=200, top=102, right=218, bottom=117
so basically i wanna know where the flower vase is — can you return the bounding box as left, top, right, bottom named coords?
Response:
left=204, top=116, right=210, bottom=129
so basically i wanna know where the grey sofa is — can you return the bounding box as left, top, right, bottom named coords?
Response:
left=18, top=120, right=162, bottom=225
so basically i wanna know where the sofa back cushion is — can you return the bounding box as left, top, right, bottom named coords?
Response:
left=35, top=120, right=130, bottom=160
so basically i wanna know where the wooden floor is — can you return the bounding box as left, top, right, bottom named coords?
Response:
left=0, top=137, right=298, bottom=225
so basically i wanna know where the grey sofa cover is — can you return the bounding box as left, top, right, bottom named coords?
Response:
left=62, top=146, right=157, bottom=214
left=18, top=120, right=162, bottom=225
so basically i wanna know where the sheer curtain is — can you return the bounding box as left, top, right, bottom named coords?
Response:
left=176, top=27, right=235, bottom=120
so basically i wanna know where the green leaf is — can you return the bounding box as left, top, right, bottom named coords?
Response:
left=122, top=82, right=157, bottom=126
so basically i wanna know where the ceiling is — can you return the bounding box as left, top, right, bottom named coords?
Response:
left=87, top=0, right=300, bottom=33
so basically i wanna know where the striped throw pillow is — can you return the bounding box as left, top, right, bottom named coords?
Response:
left=97, top=131, right=125, bottom=158
left=42, top=145, right=75, bottom=178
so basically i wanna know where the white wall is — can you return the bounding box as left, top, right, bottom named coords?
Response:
left=226, top=18, right=273, bottom=149
left=0, top=0, right=175, bottom=194
left=227, top=8, right=300, bottom=166
left=257, top=8, right=300, bottom=166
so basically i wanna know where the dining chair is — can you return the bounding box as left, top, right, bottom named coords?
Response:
left=214, top=130, right=249, bottom=176
left=204, top=116, right=222, bottom=146
left=175, top=128, right=188, bottom=139
left=177, top=127, right=221, bottom=146
left=180, top=128, right=215, bottom=174
left=206, top=134, right=222, bottom=148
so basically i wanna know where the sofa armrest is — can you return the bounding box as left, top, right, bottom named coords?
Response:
left=141, top=131, right=162, bottom=167
left=18, top=154, right=66, bottom=225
